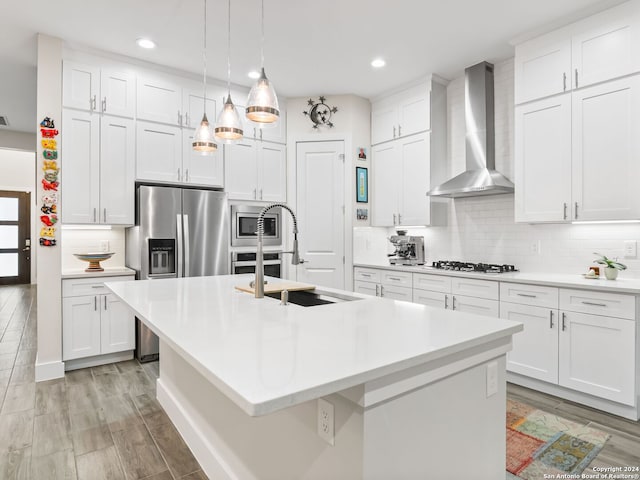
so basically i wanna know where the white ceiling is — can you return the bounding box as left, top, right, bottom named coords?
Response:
left=0, top=0, right=629, bottom=133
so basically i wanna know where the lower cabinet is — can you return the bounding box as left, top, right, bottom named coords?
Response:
left=353, top=267, right=412, bottom=300
left=62, top=275, right=135, bottom=363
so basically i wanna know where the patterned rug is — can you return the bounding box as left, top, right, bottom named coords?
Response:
left=506, top=399, right=611, bottom=479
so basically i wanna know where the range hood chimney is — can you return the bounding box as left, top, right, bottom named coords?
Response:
left=428, top=61, right=514, bottom=198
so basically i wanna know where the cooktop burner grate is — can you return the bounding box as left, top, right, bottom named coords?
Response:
left=431, top=261, right=518, bottom=273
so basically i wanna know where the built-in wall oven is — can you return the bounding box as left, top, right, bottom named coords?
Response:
left=231, top=205, right=281, bottom=247
left=231, top=252, right=282, bottom=278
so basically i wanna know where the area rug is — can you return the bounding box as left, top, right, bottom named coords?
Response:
left=506, top=399, right=611, bottom=479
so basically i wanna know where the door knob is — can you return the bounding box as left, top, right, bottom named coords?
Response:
left=22, top=247, right=30, bottom=251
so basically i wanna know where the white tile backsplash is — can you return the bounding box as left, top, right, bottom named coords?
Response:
left=61, top=227, right=126, bottom=270
left=359, top=57, right=640, bottom=279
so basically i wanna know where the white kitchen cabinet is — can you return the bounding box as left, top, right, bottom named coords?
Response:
left=572, top=76, right=640, bottom=221
left=451, top=277, right=499, bottom=301
left=380, top=284, right=413, bottom=302
left=182, top=89, right=218, bottom=130
left=354, top=280, right=379, bottom=297
left=225, top=140, right=286, bottom=202
left=182, top=130, right=224, bottom=188
left=371, top=83, right=430, bottom=145
left=353, top=267, right=412, bottom=300
left=372, top=133, right=430, bottom=227
left=63, top=61, right=135, bottom=118
left=515, top=94, right=572, bottom=223
left=137, top=75, right=183, bottom=125
left=451, top=295, right=499, bottom=317
left=136, top=121, right=183, bottom=183
left=62, top=110, right=134, bottom=225
left=62, top=276, right=135, bottom=363
left=413, top=289, right=447, bottom=309
left=558, top=310, right=635, bottom=405
left=501, top=302, right=559, bottom=383
left=229, top=88, right=286, bottom=144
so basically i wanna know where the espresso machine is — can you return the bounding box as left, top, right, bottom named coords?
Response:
left=388, top=231, right=425, bottom=265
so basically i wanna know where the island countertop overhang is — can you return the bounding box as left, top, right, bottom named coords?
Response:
left=105, top=274, right=522, bottom=416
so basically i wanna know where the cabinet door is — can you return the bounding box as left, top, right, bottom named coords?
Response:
left=224, top=141, right=258, bottom=200
left=399, top=133, right=430, bottom=226
left=398, top=85, right=430, bottom=137
left=371, top=142, right=399, bottom=226
left=63, top=61, right=100, bottom=112
left=413, top=289, right=447, bottom=309
left=354, top=280, right=378, bottom=297
left=259, top=142, right=286, bottom=202
left=62, top=296, right=101, bottom=361
left=258, top=103, right=287, bottom=144
left=515, top=95, right=571, bottom=222
left=136, top=121, right=183, bottom=183
left=100, top=294, right=135, bottom=354
left=182, top=130, right=224, bottom=187
left=572, top=76, right=640, bottom=221
left=137, top=76, right=182, bottom=125
left=559, top=311, right=635, bottom=405
left=182, top=89, right=218, bottom=130
left=100, top=116, right=135, bottom=225
left=501, top=303, right=559, bottom=383
left=371, top=100, right=398, bottom=145
left=100, top=68, right=135, bottom=118
left=452, top=295, right=499, bottom=318
left=61, top=109, right=100, bottom=224
left=572, top=10, right=640, bottom=89
left=514, top=33, right=571, bottom=104
left=380, top=284, right=412, bottom=302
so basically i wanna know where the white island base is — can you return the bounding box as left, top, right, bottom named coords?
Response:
left=157, top=337, right=509, bottom=480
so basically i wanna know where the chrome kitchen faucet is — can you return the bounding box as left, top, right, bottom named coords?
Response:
left=254, top=203, right=303, bottom=298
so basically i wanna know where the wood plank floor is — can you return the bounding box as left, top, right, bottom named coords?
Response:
left=0, top=285, right=207, bottom=480
left=1, top=284, right=638, bottom=479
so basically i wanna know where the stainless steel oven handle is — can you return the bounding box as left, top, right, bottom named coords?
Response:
left=232, top=260, right=281, bottom=267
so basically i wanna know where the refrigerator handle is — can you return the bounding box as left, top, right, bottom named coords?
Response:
left=183, top=214, right=190, bottom=277
left=176, top=214, right=184, bottom=277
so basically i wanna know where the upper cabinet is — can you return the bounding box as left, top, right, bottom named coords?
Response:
left=136, top=75, right=183, bottom=125
left=230, top=87, right=287, bottom=144
left=515, top=1, right=640, bottom=105
left=371, top=83, right=430, bottom=145
left=63, top=61, right=135, bottom=118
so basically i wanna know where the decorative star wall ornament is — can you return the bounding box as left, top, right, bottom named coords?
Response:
left=303, top=96, right=338, bottom=129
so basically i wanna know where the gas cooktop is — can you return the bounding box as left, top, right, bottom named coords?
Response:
left=430, top=260, right=518, bottom=274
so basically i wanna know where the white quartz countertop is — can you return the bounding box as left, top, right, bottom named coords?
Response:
left=61, top=267, right=136, bottom=279
left=355, top=263, right=640, bottom=294
left=106, top=274, right=522, bottom=416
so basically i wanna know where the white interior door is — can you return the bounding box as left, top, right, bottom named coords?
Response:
left=295, top=141, right=345, bottom=289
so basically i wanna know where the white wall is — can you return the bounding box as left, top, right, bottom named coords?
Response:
left=357, top=58, right=640, bottom=278
left=0, top=149, right=37, bottom=283
left=0, top=131, right=36, bottom=152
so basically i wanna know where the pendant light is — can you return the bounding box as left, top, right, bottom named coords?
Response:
left=246, top=0, right=279, bottom=126
left=192, top=0, right=217, bottom=154
left=215, top=0, right=243, bottom=143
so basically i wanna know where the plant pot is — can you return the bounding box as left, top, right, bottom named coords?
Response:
left=604, top=267, right=619, bottom=280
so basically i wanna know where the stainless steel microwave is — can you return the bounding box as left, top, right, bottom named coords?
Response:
left=231, top=205, right=282, bottom=247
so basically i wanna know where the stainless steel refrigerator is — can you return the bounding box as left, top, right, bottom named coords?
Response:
left=126, top=185, right=229, bottom=362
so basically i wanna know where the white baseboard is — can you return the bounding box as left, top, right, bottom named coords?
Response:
left=35, top=358, right=65, bottom=382
left=156, top=378, right=236, bottom=480
left=64, top=351, right=133, bottom=371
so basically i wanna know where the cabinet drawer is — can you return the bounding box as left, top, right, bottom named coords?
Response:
left=413, top=273, right=451, bottom=293
left=63, top=275, right=134, bottom=298
left=560, top=289, right=635, bottom=320
left=413, top=289, right=447, bottom=309
left=380, top=284, right=412, bottom=302
left=381, top=270, right=412, bottom=288
left=354, top=268, right=381, bottom=284
left=354, top=280, right=378, bottom=297
left=453, top=295, right=499, bottom=318
left=500, top=283, right=559, bottom=308
left=451, top=277, right=499, bottom=300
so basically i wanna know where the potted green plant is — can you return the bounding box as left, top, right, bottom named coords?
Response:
left=593, top=252, right=627, bottom=280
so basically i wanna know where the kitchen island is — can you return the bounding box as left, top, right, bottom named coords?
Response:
left=106, top=274, right=522, bottom=480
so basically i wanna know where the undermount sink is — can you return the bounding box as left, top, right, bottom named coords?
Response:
left=264, top=289, right=362, bottom=307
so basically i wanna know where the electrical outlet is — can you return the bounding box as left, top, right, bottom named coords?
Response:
left=317, top=398, right=335, bottom=445
left=486, top=361, right=498, bottom=398
left=530, top=240, right=541, bottom=255
left=624, top=240, right=637, bottom=258
left=99, top=240, right=109, bottom=252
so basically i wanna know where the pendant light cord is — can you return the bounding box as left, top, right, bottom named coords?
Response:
left=203, top=0, right=207, bottom=111
left=260, top=0, right=265, bottom=68
left=226, top=0, right=231, bottom=95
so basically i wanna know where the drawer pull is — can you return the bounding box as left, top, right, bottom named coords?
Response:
left=375, top=284, right=379, bottom=296
left=444, top=294, right=449, bottom=309
left=388, top=276, right=402, bottom=281
left=562, top=312, right=567, bottom=331
left=91, top=285, right=104, bottom=289
left=517, top=293, right=537, bottom=298
left=452, top=296, right=456, bottom=310
left=380, top=285, right=384, bottom=297
left=581, top=301, right=607, bottom=307
left=94, top=296, right=97, bottom=311
left=549, top=310, right=554, bottom=328
left=361, top=273, right=371, bottom=277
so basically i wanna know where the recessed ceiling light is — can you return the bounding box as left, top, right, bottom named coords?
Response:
left=371, top=58, right=386, bottom=68
left=136, top=38, right=156, bottom=49
left=248, top=70, right=261, bottom=80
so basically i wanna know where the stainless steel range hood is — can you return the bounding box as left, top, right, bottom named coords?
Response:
left=428, top=61, right=514, bottom=198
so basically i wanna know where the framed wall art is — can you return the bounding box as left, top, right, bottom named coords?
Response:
left=356, top=167, right=368, bottom=203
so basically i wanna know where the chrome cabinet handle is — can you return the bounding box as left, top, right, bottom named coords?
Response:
left=452, top=296, right=457, bottom=310
left=581, top=301, right=607, bottom=307
left=398, top=125, right=402, bottom=136
left=91, top=95, right=97, bottom=111
left=562, top=312, right=567, bottom=331
left=177, top=111, right=182, bottom=125
left=380, top=285, right=384, bottom=297
left=185, top=169, right=190, bottom=183
left=103, top=208, right=106, bottom=223
left=94, top=296, right=97, bottom=311
left=563, top=73, right=567, bottom=91
left=575, top=69, right=579, bottom=88
left=102, top=97, right=107, bottom=112
left=392, top=214, right=396, bottom=225
left=93, top=208, right=97, bottom=223
left=260, top=130, right=263, bottom=141
left=91, top=285, right=103, bottom=289
left=388, top=276, right=402, bottom=281
left=393, top=126, right=396, bottom=138
left=259, top=189, right=263, bottom=200
left=563, top=202, right=567, bottom=220
left=177, top=168, right=181, bottom=181
left=104, top=296, right=107, bottom=310
left=517, top=293, right=537, bottom=298
left=444, top=294, right=449, bottom=309
left=185, top=113, right=190, bottom=127
left=375, top=284, right=379, bottom=296
left=253, top=188, right=257, bottom=199
left=398, top=213, right=402, bottom=224
left=574, top=202, right=579, bottom=220
left=550, top=310, right=554, bottom=328
left=361, top=273, right=371, bottom=278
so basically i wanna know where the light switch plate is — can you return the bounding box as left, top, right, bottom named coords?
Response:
left=624, top=240, right=637, bottom=258
left=100, top=240, right=110, bottom=252
left=486, top=361, right=498, bottom=398
left=317, top=398, right=335, bottom=445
